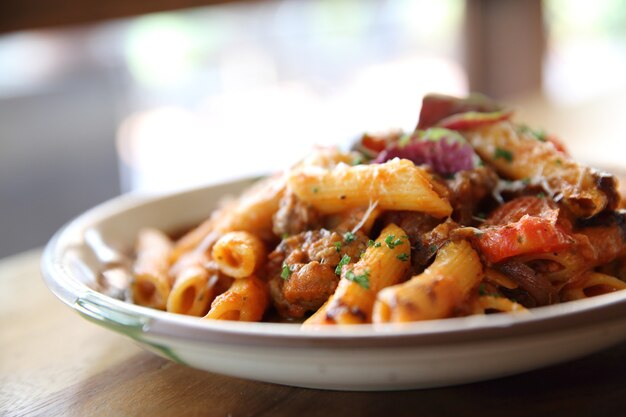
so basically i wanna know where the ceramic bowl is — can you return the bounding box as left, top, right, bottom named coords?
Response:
left=41, top=178, right=626, bottom=391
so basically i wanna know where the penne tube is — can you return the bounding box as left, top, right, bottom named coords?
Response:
left=373, top=240, right=483, bottom=323
left=304, top=223, right=411, bottom=325
left=170, top=174, right=286, bottom=264
left=288, top=158, right=452, bottom=218
left=203, top=275, right=269, bottom=322
left=464, top=121, right=619, bottom=218
left=166, top=265, right=214, bottom=316
left=561, top=271, right=626, bottom=301
left=211, top=231, right=266, bottom=278
left=472, top=295, right=527, bottom=315
left=132, top=228, right=173, bottom=310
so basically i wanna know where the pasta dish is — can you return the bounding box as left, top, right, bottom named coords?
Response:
left=124, top=93, right=626, bottom=325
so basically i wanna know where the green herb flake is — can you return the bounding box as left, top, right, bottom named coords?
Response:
left=374, top=242, right=382, bottom=248
left=351, top=155, right=364, bottom=166
left=478, top=283, right=488, bottom=296
left=333, top=241, right=342, bottom=252
left=555, top=158, right=562, bottom=165
left=396, top=253, right=409, bottom=262
left=385, top=234, right=405, bottom=249
left=312, top=186, right=319, bottom=194
left=335, top=254, right=351, bottom=275
left=494, top=147, right=513, bottom=163
left=345, top=269, right=370, bottom=289
left=281, top=233, right=290, bottom=240
left=281, top=264, right=292, bottom=280
left=429, top=244, right=438, bottom=253
left=368, top=239, right=376, bottom=247
left=343, top=231, right=356, bottom=243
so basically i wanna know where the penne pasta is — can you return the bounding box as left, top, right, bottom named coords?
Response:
left=288, top=158, right=452, bottom=218
left=464, top=121, right=619, bottom=218
left=132, top=228, right=174, bottom=310
left=167, top=265, right=214, bottom=316
left=203, top=275, right=269, bottom=321
left=304, top=223, right=411, bottom=325
left=170, top=174, right=286, bottom=264
left=373, top=240, right=483, bottom=323
left=561, top=271, right=626, bottom=301
left=124, top=93, right=626, bottom=326
left=211, top=231, right=266, bottom=278
left=472, top=295, right=527, bottom=314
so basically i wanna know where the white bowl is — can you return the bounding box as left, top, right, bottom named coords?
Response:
left=41, top=177, right=626, bottom=391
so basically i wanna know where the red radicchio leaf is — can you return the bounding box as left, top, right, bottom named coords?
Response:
left=417, top=93, right=503, bottom=129
left=373, top=128, right=480, bottom=176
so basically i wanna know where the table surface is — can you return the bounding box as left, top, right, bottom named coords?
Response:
left=3, top=250, right=626, bottom=416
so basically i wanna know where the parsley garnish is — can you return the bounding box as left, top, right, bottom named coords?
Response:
left=343, top=231, right=356, bottom=243
left=345, top=269, right=370, bottom=289
left=429, top=244, right=438, bottom=253
left=478, top=283, right=488, bottom=296
left=351, top=155, right=364, bottom=165
left=333, top=241, right=342, bottom=252
left=397, top=253, right=409, bottom=262
left=312, top=187, right=319, bottom=194
left=281, top=263, right=292, bottom=280
left=335, top=254, right=351, bottom=275
left=368, top=239, right=376, bottom=247
left=494, top=147, right=513, bottom=162
left=385, top=234, right=405, bottom=249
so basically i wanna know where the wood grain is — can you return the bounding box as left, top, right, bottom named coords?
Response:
left=3, top=250, right=626, bottom=416
left=0, top=0, right=252, bottom=34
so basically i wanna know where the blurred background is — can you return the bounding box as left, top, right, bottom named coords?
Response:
left=1, top=0, right=625, bottom=257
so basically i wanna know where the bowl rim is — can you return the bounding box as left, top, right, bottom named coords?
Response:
left=40, top=177, right=626, bottom=349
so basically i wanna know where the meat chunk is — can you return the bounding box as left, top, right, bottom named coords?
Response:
left=445, top=166, right=499, bottom=225
left=272, top=190, right=321, bottom=237
left=267, top=229, right=369, bottom=318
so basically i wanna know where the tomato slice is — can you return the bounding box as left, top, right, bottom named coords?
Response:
left=474, top=196, right=575, bottom=263
left=474, top=216, right=574, bottom=263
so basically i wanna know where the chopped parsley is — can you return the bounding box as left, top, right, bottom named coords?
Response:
left=333, top=241, right=342, bottom=252
left=343, top=231, right=356, bottom=243
left=345, top=269, right=370, bottom=289
left=518, top=124, right=547, bottom=142
left=384, top=234, right=405, bottom=249
left=351, top=155, right=364, bottom=165
left=281, top=233, right=290, bottom=240
left=335, top=254, right=351, bottom=275
left=312, top=186, right=319, bottom=194
left=281, top=263, right=292, bottom=280
left=368, top=240, right=382, bottom=248
left=494, top=147, right=513, bottom=163
left=429, top=244, right=438, bottom=253
left=396, top=253, right=409, bottom=262
left=555, top=158, right=562, bottom=165
left=478, top=283, right=488, bottom=296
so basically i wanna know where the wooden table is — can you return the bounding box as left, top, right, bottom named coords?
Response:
left=3, top=249, right=626, bottom=416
